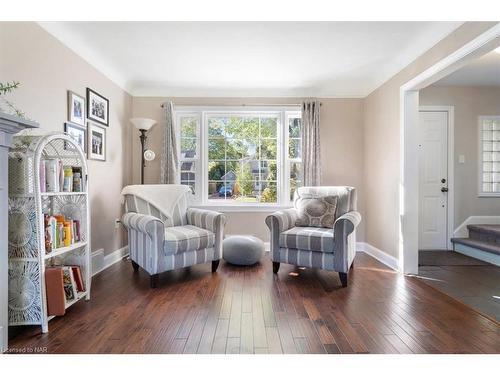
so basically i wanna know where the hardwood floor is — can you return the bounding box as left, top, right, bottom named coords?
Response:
left=419, top=263, right=500, bottom=321
left=8, top=253, right=500, bottom=354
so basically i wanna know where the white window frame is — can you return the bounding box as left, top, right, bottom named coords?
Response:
left=175, top=106, right=301, bottom=211
left=478, top=115, right=500, bottom=197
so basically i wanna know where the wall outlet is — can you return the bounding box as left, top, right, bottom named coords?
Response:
left=115, top=219, right=121, bottom=229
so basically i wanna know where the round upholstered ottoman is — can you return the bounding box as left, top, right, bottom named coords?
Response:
left=223, top=235, right=264, bottom=266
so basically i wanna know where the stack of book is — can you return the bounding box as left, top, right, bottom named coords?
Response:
left=44, top=214, right=81, bottom=252
left=39, top=159, right=83, bottom=193
left=45, top=266, right=85, bottom=316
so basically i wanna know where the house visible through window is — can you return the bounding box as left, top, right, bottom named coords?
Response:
left=176, top=107, right=302, bottom=207
left=479, top=116, right=500, bottom=197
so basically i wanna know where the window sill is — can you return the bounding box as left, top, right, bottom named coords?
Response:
left=191, top=204, right=293, bottom=213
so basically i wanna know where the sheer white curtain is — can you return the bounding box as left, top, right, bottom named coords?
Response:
left=160, top=101, right=179, bottom=184
left=301, top=99, right=322, bottom=186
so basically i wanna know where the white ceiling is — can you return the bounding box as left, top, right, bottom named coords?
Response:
left=432, top=49, right=500, bottom=87
left=39, top=22, right=462, bottom=97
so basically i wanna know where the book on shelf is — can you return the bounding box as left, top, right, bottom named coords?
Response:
left=63, top=166, right=73, bottom=192
left=44, top=214, right=81, bottom=252
left=71, top=266, right=85, bottom=292
left=72, top=167, right=82, bottom=192
left=62, top=266, right=77, bottom=302
left=45, top=267, right=66, bottom=316
left=45, top=265, right=85, bottom=315
left=41, top=158, right=83, bottom=193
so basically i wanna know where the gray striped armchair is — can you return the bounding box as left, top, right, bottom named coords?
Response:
left=121, top=185, right=226, bottom=288
left=265, top=186, right=361, bottom=287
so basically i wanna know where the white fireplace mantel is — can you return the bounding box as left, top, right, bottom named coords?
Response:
left=0, top=112, right=38, bottom=353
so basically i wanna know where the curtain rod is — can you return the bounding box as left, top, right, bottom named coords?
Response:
left=160, top=102, right=321, bottom=108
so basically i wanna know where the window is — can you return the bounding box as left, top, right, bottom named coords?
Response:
left=179, top=113, right=200, bottom=199
left=478, top=116, right=500, bottom=197
left=287, top=113, right=302, bottom=201
left=175, top=107, right=301, bottom=207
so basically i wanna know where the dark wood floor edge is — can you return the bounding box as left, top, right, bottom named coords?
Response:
left=409, top=275, right=500, bottom=326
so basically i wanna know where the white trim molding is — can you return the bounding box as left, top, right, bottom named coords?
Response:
left=356, top=242, right=399, bottom=271
left=399, top=23, right=500, bottom=275
left=91, top=246, right=129, bottom=276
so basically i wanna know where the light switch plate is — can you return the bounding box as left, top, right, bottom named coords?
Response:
left=458, top=155, right=465, bottom=164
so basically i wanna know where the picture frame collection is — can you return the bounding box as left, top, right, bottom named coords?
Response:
left=65, top=88, right=108, bottom=161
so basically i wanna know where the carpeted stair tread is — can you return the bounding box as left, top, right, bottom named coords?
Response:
left=451, top=237, right=500, bottom=256
left=466, top=224, right=500, bottom=236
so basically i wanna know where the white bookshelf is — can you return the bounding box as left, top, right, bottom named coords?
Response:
left=8, top=133, right=91, bottom=333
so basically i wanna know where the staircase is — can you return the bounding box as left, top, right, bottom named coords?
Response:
left=451, top=224, right=500, bottom=266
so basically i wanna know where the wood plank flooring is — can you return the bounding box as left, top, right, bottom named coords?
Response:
left=418, top=254, right=500, bottom=321
left=8, top=253, right=500, bottom=354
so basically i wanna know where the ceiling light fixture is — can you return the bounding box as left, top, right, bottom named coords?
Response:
left=495, top=46, right=500, bottom=54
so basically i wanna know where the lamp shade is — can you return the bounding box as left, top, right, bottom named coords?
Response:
left=130, top=118, right=156, bottom=131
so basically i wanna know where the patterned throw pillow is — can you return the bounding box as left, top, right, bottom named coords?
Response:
left=295, top=196, right=338, bottom=228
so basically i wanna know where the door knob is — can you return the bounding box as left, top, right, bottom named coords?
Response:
left=441, top=187, right=449, bottom=192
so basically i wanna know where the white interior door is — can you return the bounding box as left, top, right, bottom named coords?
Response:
left=418, top=111, right=449, bottom=250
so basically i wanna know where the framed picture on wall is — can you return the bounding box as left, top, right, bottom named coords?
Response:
left=88, top=121, right=106, bottom=161
left=64, top=121, right=87, bottom=154
left=86, top=88, right=109, bottom=126
left=67, top=91, right=86, bottom=126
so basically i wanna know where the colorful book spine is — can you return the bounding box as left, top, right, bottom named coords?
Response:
left=71, top=266, right=85, bottom=292
left=62, top=266, right=77, bottom=303
left=63, top=166, right=73, bottom=192
left=63, top=221, right=72, bottom=247
left=74, top=220, right=81, bottom=242
left=48, top=216, right=57, bottom=250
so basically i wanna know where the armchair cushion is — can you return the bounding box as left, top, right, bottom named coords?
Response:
left=279, top=227, right=334, bottom=252
left=164, top=225, right=215, bottom=255
left=295, top=196, right=338, bottom=228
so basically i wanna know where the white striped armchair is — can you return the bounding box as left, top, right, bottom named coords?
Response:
left=121, top=185, right=226, bottom=288
left=265, top=186, right=361, bottom=287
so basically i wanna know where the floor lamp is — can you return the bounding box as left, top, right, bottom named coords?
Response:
left=130, top=118, right=156, bottom=184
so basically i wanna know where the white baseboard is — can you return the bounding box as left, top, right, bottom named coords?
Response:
left=356, top=242, right=399, bottom=271
left=91, top=248, right=104, bottom=276
left=91, top=246, right=129, bottom=276
left=265, top=240, right=399, bottom=271
left=453, top=216, right=500, bottom=237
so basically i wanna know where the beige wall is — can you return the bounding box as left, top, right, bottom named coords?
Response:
left=420, top=85, right=500, bottom=227
left=363, top=22, right=498, bottom=259
left=132, top=97, right=365, bottom=241
left=0, top=22, right=133, bottom=256
left=5, top=21, right=494, bottom=258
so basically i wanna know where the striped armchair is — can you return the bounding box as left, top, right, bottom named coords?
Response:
left=265, top=186, right=361, bottom=287
left=121, top=185, right=226, bottom=288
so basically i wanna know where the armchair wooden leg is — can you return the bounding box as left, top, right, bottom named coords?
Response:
left=273, top=262, right=280, bottom=274
left=150, top=274, right=159, bottom=288
left=339, top=272, right=348, bottom=287
left=131, top=260, right=139, bottom=272
left=212, top=260, right=220, bottom=273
